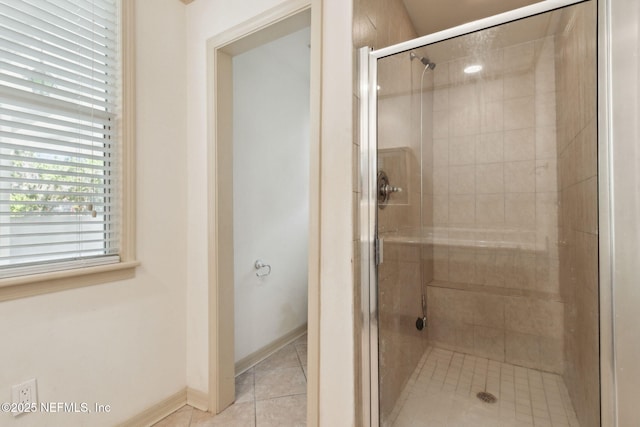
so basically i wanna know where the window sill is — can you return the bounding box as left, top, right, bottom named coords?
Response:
left=0, top=261, right=140, bottom=302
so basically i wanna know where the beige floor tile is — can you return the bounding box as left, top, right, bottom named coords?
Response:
left=295, top=344, right=307, bottom=366
left=293, top=333, right=307, bottom=347
left=255, top=366, right=307, bottom=401
left=255, top=344, right=300, bottom=373
left=190, top=403, right=255, bottom=427
left=152, top=405, right=193, bottom=427
left=256, top=394, right=307, bottom=427
left=236, top=368, right=255, bottom=403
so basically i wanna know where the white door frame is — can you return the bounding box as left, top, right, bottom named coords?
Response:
left=205, top=1, right=321, bottom=424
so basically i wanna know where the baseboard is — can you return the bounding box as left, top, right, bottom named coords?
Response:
left=235, top=324, right=307, bottom=375
left=117, top=325, right=308, bottom=427
left=117, top=389, right=187, bottom=427
left=186, top=387, right=209, bottom=411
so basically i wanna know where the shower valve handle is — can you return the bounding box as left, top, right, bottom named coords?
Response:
left=381, top=184, right=403, bottom=196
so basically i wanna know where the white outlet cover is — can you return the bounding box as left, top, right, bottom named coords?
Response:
left=11, top=378, right=37, bottom=417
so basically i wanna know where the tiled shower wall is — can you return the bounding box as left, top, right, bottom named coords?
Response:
left=425, top=35, right=565, bottom=374
left=555, top=3, right=599, bottom=427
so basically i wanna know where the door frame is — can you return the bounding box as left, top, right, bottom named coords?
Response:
left=206, top=1, right=321, bottom=424
left=360, top=0, right=615, bottom=424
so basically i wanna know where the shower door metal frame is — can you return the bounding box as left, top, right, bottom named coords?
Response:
left=359, top=0, right=615, bottom=425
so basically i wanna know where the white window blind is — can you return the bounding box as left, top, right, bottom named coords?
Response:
left=0, top=0, right=121, bottom=278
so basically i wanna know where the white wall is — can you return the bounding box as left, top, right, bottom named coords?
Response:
left=0, top=0, right=188, bottom=426
left=318, top=0, right=354, bottom=424
left=232, top=28, right=310, bottom=362
left=608, top=0, right=640, bottom=424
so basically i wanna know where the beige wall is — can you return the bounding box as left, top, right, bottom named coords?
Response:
left=0, top=0, right=189, bottom=425
left=556, top=3, right=599, bottom=427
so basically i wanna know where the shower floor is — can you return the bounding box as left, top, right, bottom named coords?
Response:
left=389, top=347, right=580, bottom=427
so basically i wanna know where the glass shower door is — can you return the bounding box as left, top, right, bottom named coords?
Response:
left=372, top=1, right=599, bottom=426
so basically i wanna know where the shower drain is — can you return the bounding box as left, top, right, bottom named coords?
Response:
left=476, top=391, right=497, bottom=404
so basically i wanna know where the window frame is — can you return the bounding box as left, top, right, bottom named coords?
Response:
left=0, top=0, right=138, bottom=301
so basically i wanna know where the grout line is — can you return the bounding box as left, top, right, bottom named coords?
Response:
left=253, top=367, right=257, bottom=427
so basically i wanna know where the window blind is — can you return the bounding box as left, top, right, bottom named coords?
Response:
left=0, top=0, right=120, bottom=278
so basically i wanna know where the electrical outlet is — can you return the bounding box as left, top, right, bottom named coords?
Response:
left=11, top=378, right=37, bottom=417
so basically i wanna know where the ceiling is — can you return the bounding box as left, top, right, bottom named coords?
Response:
left=402, top=0, right=544, bottom=36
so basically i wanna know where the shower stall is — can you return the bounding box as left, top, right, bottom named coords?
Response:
left=360, top=1, right=600, bottom=426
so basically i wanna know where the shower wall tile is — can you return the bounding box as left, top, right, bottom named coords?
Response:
left=504, top=41, right=534, bottom=72
left=535, top=94, right=556, bottom=127
left=433, top=62, right=450, bottom=87
left=504, top=129, right=535, bottom=161
left=433, top=138, right=449, bottom=166
left=476, top=133, right=503, bottom=164
left=504, top=72, right=535, bottom=99
left=433, top=110, right=450, bottom=139
left=504, top=161, right=536, bottom=193
left=536, top=192, right=558, bottom=228
left=480, top=77, right=504, bottom=102
left=473, top=294, right=505, bottom=329
left=504, top=96, right=535, bottom=130
left=480, top=101, right=504, bottom=133
left=536, top=126, right=557, bottom=160
left=535, top=159, right=558, bottom=193
left=448, top=165, right=475, bottom=194
left=449, top=84, right=478, bottom=109
left=476, top=194, right=505, bottom=225
left=505, top=193, right=536, bottom=227
left=449, top=135, right=476, bottom=165
left=535, top=255, right=560, bottom=294
left=476, top=164, right=504, bottom=193
left=433, top=195, right=449, bottom=225
left=448, top=195, right=475, bottom=224
left=433, top=167, right=449, bottom=194
left=475, top=250, right=507, bottom=287
left=473, top=325, right=505, bottom=361
left=450, top=107, right=479, bottom=137
left=448, top=249, right=476, bottom=284
left=433, top=87, right=449, bottom=111
left=505, top=297, right=564, bottom=339
left=505, top=331, right=540, bottom=368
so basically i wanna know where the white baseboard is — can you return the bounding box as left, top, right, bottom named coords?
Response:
left=235, top=324, right=307, bottom=375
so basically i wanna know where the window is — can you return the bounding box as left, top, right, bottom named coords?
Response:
left=0, top=0, right=136, bottom=288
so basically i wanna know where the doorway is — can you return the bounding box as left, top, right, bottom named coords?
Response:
left=206, top=3, right=319, bottom=423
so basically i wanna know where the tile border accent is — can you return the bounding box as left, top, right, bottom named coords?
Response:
left=235, top=324, right=308, bottom=375
left=116, top=389, right=187, bottom=427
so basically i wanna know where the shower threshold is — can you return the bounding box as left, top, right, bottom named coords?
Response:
left=388, top=346, right=580, bottom=427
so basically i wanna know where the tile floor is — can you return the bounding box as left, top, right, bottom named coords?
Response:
left=153, top=334, right=307, bottom=427
left=389, top=347, right=580, bottom=427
